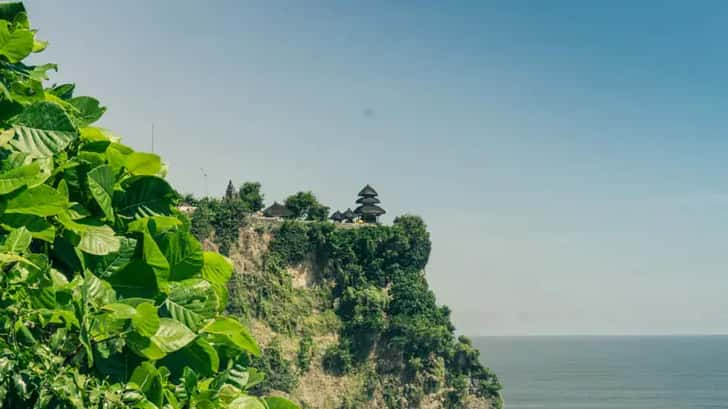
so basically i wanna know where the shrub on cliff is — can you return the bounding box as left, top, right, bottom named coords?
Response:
left=0, top=3, right=296, bottom=408
left=284, top=191, right=329, bottom=221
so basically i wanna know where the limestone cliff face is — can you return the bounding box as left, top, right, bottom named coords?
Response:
left=221, top=220, right=501, bottom=409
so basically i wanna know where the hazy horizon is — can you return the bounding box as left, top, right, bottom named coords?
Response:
left=24, top=0, right=728, bottom=336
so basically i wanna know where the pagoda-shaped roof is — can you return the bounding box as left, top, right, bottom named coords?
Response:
left=356, top=196, right=381, bottom=205
left=342, top=208, right=356, bottom=220
left=358, top=184, right=378, bottom=197
left=330, top=210, right=344, bottom=222
left=354, top=204, right=386, bottom=216
left=263, top=202, right=292, bottom=218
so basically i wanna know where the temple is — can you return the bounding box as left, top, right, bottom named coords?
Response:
left=342, top=208, right=356, bottom=223
left=330, top=210, right=344, bottom=223
left=262, top=201, right=293, bottom=218
left=354, top=184, right=385, bottom=223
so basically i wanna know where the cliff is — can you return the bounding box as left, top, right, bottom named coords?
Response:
left=198, top=215, right=502, bottom=409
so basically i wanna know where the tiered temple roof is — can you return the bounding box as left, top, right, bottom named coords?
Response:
left=354, top=184, right=385, bottom=222
left=356, top=196, right=381, bottom=205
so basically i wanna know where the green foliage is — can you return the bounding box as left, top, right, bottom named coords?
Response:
left=239, top=181, right=264, bottom=212
left=0, top=4, right=297, bottom=409
left=190, top=197, right=248, bottom=255
left=189, top=181, right=266, bottom=255
left=227, top=263, right=324, bottom=335
left=338, top=286, right=388, bottom=362
left=295, top=335, right=313, bottom=373
left=249, top=339, right=298, bottom=394
left=268, top=221, right=313, bottom=265
left=284, top=191, right=329, bottom=221
left=322, top=343, right=353, bottom=376
left=259, top=216, right=501, bottom=405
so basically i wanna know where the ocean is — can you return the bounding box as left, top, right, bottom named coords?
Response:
left=473, top=336, right=728, bottom=409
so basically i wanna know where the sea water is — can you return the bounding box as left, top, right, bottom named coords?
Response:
left=474, top=336, right=728, bottom=409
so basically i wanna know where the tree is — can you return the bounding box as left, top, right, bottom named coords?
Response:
left=239, top=181, right=264, bottom=212
left=224, top=179, right=236, bottom=201
left=284, top=191, right=329, bottom=221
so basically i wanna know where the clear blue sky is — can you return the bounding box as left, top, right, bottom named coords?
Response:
left=23, top=0, right=728, bottom=335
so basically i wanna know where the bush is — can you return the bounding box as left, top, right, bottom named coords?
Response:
left=297, top=335, right=314, bottom=372
left=0, top=4, right=296, bottom=408
left=250, top=339, right=299, bottom=394
left=322, top=343, right=354, bottom=375
left=238, top=181, right=264, bottom=212
left=284, top=191, right=329, bottom=221
left=268, top=221, right=311, bottom=264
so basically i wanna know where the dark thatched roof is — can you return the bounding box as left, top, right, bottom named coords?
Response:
left=357, top=184, right=378, bottom=197
left=356, top=196, right=381, bottom=205
left=354, top=204, right=386, bottom=216
left=330, top=210, right=344, bottom=221
left=342, top=208, right=356, bottom=220
left=263, top=202, right=292, bottom=218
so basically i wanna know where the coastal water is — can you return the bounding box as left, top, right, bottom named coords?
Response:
left=474, top=336, right=728, bottom=409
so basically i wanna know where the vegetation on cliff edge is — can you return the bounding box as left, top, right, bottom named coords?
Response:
left=192, top=205, right=503, bottom=408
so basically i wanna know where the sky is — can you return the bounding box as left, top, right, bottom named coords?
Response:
left=21, top=0, right=728, bottom=335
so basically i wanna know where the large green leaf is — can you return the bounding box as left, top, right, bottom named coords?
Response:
left=229, top=396, right=266, bottom=409
left=201, top=253, right=232, bottom=310
left=68, top=96, right=105, bottom=126
left=264, top=397, right=299, bottom=409
left=77, top=225, right=120, bottom=255
left=0, top=3, right=26, bottom=22
left=201, top=317, right=260, bottom=357
left=0, top=161, right=49, bottom=194
left=142, top=231, right=170, bottom=287
left=56, top=213, right=120, bottom=255
left=157, top=230, right=203, bottom=281
left=129, top=362, right=163, bottom=407
left=84, top=271, right=116, bottom=307
left=115, top=176, right=175, bottom=219
left=128, top=317, right=197, bottom=359
left=164, top=279, right=219, bottom=331
left=107, top=260, right=159, bottom=299
left=2, top=226, right=31, bottom=253
left=102, top=303, right=137, bottom=320
left=127, top=332, right=166, bottom=361
left=105, top=142, right=132, bottom=173
left=0, top=214, right=55, bottom=242
left=201, top=252, right=233, bottom=287
left=9, top=102, right=77, bottom=158
left=87, top=164, right=115, bottom=220
left=160, top=337, right=219, bottom=378
left=150, top=318, right=196, bottom=353
left=87, top=236, right=136, bottom=278
left=132, top=302, right=160, bottom=338
left=127, top=215, right=180, bottom=234
left=124, top=152, right=162, bottom=176
left=0, top=20, right=33, bottom=63
left=3, top=185, right=68, bottom=216
left=80, top=126, right=120, bottom=143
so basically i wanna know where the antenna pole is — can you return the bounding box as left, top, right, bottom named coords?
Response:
left=201, top=167, right=208, bottom=197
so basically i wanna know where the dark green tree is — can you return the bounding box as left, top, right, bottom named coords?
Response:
left=224, top=179, right=236, bottom=201
left=284, top=191, right=329, bottom=221
left=239, top=181, right=265, bottom=212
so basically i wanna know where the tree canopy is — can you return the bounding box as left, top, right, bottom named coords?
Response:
left=284, top=191, right=329, bottom=221
left=238, top=181, right=264, bottom=212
